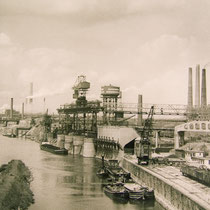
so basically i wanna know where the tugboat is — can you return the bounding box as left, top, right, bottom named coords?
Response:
left=40, top=142, right=68, bottom=155
left=104, top=182, right=129, bottom=201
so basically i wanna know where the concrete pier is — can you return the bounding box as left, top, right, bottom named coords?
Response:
left=73, top=135, right=84, bottom=155
left=57, top=134, right=65, bottom=148
left=64, top=134, right=95, bottom=157
left=64, top=135, right=73, bottom=150
left=83, top=137, right=95, bottom=157
left=122, top=157, right=210, bottom=210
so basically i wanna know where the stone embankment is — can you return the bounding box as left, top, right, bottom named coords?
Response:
left=122, top=157, right=210, bottom=210
left=0, top=160, right=34, bottom=210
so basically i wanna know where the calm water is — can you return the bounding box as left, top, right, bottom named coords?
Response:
left=0, top=136, right=164, bottom=210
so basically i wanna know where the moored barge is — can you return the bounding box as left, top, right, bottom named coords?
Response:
left=106, top=160, right=131, bottom=181
left=104, top=182, right=129, bottom=201
left=124, top=183, right=145, bottom=200
left=40, top=142, right=68, bottom=155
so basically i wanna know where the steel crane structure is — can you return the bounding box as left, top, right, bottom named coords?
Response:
left=57, top=75, right=101, bottom=135
left=136, top=106, right=154, bottom=165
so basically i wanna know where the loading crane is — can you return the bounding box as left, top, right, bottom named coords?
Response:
left=137, top=106, right=154, bottom=165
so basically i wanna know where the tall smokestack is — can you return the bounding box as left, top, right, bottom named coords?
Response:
left=201, top=68, right=207, bottom=107
left=29, top=82, right=33, bottom=104
left=22, top=103, right=24, bottom=119
left=188, top=67, right=193, bottom=108
left=10, top=98, right=13, bottom=119
left=195, top=64, right=200, bottom=107
left=137, top=94, right=143, bottom=126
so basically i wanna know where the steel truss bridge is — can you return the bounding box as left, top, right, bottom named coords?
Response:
left=115, top=103, right=188, bottom=116
left=112, top=103, right=210, bottom=120
left=58, top=102, right=210, bottom=119
left=57, top=101, right=210, bottom=134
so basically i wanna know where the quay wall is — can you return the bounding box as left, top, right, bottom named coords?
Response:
left=122, top=158, right=207, bottom=210
left=55, top=126, right=139, bottom=158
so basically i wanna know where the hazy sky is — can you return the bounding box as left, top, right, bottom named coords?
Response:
left=0, top=0, right=210, bottom=113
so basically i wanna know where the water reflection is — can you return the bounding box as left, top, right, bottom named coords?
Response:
left=0, top=136, right=164, bottom=210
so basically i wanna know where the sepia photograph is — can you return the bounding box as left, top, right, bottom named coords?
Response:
left=0, top=0, right=210, bottom=209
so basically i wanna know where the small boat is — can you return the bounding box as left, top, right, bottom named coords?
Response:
left=104, top=182, right=129, bottom=201
left=124, top=183, right=145, bottom=200
left=40, top=142, right=68, bottom=155
left=106, top=160, right=131, bottom=181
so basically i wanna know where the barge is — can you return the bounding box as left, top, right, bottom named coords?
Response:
left=40, top=142, right=68, bottom=155
left=124, top=183, right=145, bottom=200
left=104, top=182, right=129, bottom=201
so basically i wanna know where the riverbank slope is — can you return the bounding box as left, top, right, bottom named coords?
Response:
left=0, top=160, right=34, bottom=210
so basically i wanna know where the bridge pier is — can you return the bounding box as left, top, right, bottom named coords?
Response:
left=174, top=131, right=185, bottom=149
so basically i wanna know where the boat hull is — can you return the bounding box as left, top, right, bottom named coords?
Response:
left=40, top=144, right=68, bottom=155
left=144, top=189, right=155, bottom=199
left=124, top=183, right=154, bottom=200
left=104, top=184, right=129, bottom=201
left=106, top=167, right=131, bottom=182
left=128, top=191, right=145, bottom=200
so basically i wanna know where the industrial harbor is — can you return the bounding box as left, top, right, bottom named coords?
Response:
left=1, top=1, right=210, bottom=210
left=0, top=66, right=210, bottom=209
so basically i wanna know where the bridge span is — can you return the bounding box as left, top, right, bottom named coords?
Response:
left=174, top=121, right=210, bottom=149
